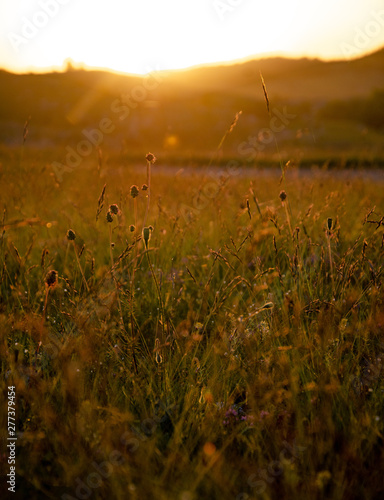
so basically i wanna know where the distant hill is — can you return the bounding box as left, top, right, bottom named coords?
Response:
left=160, top=47, right=384, bottom=101
left=0, top=48, right=383, bottom=164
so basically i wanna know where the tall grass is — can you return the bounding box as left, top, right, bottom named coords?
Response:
left=0, top=147, right=384, bottom=499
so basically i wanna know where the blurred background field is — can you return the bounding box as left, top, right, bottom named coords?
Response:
left=1, top=48, right=384, bottom=168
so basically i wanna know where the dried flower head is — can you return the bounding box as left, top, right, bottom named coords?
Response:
left=279, top=190, right=287, bottom=202
left=66, top=229, right=76, bottom=240
left=145, top=152, right=156, bottom=164
left=327, top=218, right=333, bottom=231
left=141, top=184, right=148, bottom=191
left=130, top=185, right=139, bottom=198
left=45, top=270, right=58, bottom=288
left=142, top=226, right=152, bottom=249
left=109, top=204, right=119, bottom=215
left=129, top=224, right=135, bottom=232
left=106, top=211, right=114, bottom=223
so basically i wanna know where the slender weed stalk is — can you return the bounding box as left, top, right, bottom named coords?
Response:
left=143, top=153, right=156, bottom=228
left=326, top=217, right=335, bottom=296
left=107, top=204, right=138, bottom=373
left=66, top=229, right=89, bottom=292
left=279, top=190, right=294, bottom=239
left=143, top=226, right=165, bottom=335
left=38, top=269, right=58, bottom=351
left=106, top=206, right=125, bottom=325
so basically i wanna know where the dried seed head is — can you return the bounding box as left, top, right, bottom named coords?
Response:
left=279, top=190, right=287, bottom=202
left=106, top=211, right=114, bottom=223
left=45, top=270, right=58, bottom=288
left=129, top=224, right=135, bottom=232
left=145, top=152, right=156, bottom=164
left=142, top=226, right=151, bottom=248
left=109, top=204, right=119, bottom=215
left=141, top=184, right=148, bottom=191
left=327, top=218, right=333, bottom=231
left=130, top=185, right=139, bottom=198
left=66, top=229, right=76, bottom=240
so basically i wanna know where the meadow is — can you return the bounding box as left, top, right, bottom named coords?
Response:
left=0, top=130, right=383, bottom=500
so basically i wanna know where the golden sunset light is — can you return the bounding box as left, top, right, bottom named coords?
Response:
left=1, top=1, right=384, bottom=499
left=1, top=0, right=384, bottom=74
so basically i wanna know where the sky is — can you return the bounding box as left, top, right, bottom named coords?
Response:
left=1, top=0, right=384, bottom=75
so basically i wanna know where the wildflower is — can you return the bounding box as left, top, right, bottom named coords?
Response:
left=279, top=190, right=287, bottom=202
left=130, top=185, right=139, bottom=198
left=129, top=224, right=135, bottom=232
left=259, top=410, right=270, bottom=421
left=66, top=229, right=76, bottom=240
left=141, top=184, right=148, bottom=191
left=222, top=405, right=251, bottom=427
left=106, top=211, right=114, bottom=223
left=109, top=204, right=119, bottom=215
left=145, top=152, right=156, bottom=164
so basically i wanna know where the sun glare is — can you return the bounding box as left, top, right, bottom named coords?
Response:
left=1, top=0, right=384, bottom=74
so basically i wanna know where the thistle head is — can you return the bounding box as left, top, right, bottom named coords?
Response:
left=45, top=270, right=58, bottom=288
left=145, top=152, right=156, bottom=164
left=130, top=185, right=139, bottom=198
left=109, top=204, right=119, bottom=215
left=279, top=190, right=287, bottom=202
left=66, top=229, right=76, bottom=241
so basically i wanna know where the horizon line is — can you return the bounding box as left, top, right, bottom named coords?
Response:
left=1, top=45, right=383, bottom=78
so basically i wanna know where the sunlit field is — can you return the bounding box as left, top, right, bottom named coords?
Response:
left=1, top=133, right=384, bottom=499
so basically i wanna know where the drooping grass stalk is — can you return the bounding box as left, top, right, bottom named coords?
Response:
left=19, top=116, right=30, bottom=168
left=207, top=111, right=243, bottom=170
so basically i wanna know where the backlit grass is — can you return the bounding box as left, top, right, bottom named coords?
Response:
left=1, top=148, right=384, bottom=500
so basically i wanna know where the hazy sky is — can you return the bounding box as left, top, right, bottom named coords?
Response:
left=1, top=0, right=384, bottom=74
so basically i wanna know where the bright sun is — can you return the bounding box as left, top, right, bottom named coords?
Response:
left=2, top=0, right=384, bottom=74
left=4, top=0, right=302, bottom=74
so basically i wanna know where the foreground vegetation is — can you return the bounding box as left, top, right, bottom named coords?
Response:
left=1, top=146, right=384, bottom=499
